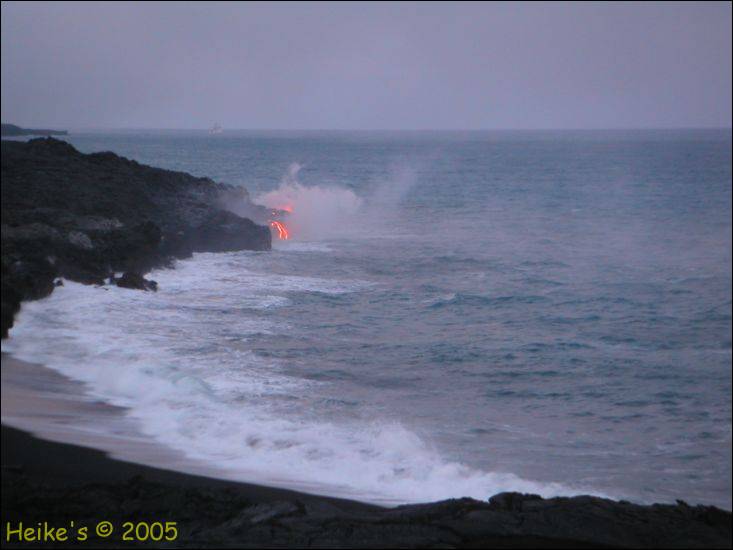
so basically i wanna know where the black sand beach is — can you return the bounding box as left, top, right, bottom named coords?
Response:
left=3, top=422, right=732, bottom=548
left=3, top=357, right=730, bottom=548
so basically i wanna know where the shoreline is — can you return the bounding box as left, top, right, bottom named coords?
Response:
left=2, top=357, right=731, bottom=548
left=0, top=352, right=419, bottom=506
left=0, top=425, right=378, bottom=513
left=1, top=352, right=397, bottom=504
left=3, top=425, right=731, bottom=548
left=0, top=353, right=228, bottom=483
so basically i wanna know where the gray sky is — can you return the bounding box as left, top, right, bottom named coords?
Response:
left=1, top=1, right=731, bottom=130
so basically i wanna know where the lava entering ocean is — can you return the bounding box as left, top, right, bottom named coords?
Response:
left=269, top=220, right=290, bottom=240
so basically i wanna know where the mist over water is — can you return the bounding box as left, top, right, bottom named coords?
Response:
left=3, top=129, right=731, bottom=508
left=257, top=163, right=363, bottom=240
left=256, top=161, right=422, bottom=240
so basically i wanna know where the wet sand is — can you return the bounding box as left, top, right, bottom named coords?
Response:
left=1, top=353, right=220, bottom=480
left=2, top=354, right=731, bottom=548
left=0, top=353, right=377, bottom=508
left=0, top=353, right=401, bottom=502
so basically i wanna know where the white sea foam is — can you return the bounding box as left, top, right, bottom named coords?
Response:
left=2, top=251, right=585, bottom=505
left=273, top=241, right=335, bottom=253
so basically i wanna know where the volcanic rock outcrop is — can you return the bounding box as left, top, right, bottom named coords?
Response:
left=1, top=138, right=271, bottom=337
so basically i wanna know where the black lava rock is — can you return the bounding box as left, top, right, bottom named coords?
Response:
left=113, top=272, right=158, bottom=292
left=1, top=138, right=271, bottom=337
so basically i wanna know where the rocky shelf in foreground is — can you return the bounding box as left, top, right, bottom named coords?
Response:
left=2, top=427, right=730, bottom=549
left=1, top=137, right=272, bottom=338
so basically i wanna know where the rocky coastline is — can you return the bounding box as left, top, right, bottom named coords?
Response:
left=1, top=137, right=730, bottom=548
left=1, top=137, right=272, bottom=338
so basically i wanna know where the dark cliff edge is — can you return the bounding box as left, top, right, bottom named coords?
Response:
left=1, top=137, right=271, bottom=338
left=1, top=123, right=68, bottom=136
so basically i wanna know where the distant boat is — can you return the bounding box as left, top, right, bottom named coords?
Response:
left=209, top=123, right=223, bottom=135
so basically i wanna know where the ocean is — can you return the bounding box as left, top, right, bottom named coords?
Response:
left=3, top=129, right=731, bottom=508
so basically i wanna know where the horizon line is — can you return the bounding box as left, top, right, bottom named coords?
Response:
left=11, top=125, right=732, bottom=133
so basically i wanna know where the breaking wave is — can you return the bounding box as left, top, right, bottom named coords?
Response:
left=3, top=251, right=583, bottom=505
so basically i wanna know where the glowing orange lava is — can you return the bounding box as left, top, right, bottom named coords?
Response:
left=269, top=220, right=290, bottom=240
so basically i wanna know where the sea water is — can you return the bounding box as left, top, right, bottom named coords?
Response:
left=3, top=129, right=731, bottom=508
